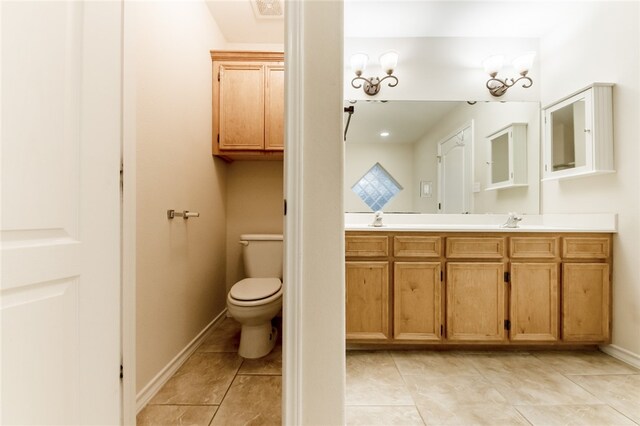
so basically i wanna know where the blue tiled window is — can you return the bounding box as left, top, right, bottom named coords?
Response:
left=351, top=163, right=403, bottom=211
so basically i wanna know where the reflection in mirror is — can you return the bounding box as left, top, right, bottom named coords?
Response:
left=551, top=100, right=586, bottom=171
left=344, top=101, right=541, bottom=214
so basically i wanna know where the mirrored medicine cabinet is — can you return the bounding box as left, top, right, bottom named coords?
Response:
left=486, top=123, right=528, bottom=191
left=542, top=83, right=614, bottom=181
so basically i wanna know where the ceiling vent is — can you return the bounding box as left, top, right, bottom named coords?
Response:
left=251, top=0, right=283, bottom=18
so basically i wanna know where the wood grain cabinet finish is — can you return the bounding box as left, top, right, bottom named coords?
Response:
left=345, top=261, right=390, bottom=340
left=562, top=237, right=611, bottom=259
left=211, top=51, right=284, bottom=161
left=510, top=263, right=559, bottom=342
left=345, top=231, right=612, bottom=347
left=446, top=262, right=506, bottom=342
left=510, top=237, right=559, bottom=259
left=446, top=237, right=505, bottom=259
left=394, top=262, right=442, bottom=341
left=562, top=263, right=610, bottom=342
left=393, top=236, right=441, bottom=257
left=345, top=235, right=388, bottom=257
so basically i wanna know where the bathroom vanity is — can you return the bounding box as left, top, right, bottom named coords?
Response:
left=344, top=214, right=615, bottom=347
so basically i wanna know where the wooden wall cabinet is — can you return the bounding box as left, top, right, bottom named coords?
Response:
left=345, top=231, right=612, bottom=347
left=211, top=51, right=284, bottom=161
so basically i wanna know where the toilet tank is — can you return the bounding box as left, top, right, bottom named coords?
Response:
left=241, top=234, right=283, bottom=278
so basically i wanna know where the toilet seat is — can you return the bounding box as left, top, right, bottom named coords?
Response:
left=228, top=278, right=282, bottom=307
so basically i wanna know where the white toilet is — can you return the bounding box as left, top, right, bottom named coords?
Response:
left=227, top=234, right=283, bottom=359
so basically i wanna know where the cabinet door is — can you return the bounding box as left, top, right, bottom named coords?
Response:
left=346, top=261, right=390, bottom=340
left=218, top=63, right=265, bottom=150
left=394, top=262, right=442, bottom=341
left=510, top=263, right=559, bottom=342
left=562, top=263, right=610, bottom=342
left=264, top=65, right=284, bottom=151
left=446, top=262, right=505, bottom=341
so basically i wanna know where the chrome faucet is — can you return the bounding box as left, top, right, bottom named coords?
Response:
left=502, top=212, right=523, bottom=228
left=370, top=210, right=384, bottom=227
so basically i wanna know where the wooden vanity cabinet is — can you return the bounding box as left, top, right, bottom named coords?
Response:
left=345, top=231, right=612, bottom=347
left=561, top=236, right=612, bottom=342
left=211, top=51, right=284, bottom=161
left=509, top=237, right=560, bottom=342
left=445, top=237, right=507, bottom=342
left=393, top=235, right=443, bottom=341
left=345, top=235, right=391, bottom=340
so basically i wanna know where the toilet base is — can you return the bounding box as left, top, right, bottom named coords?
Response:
left=238, top=322, right=277, bottom=359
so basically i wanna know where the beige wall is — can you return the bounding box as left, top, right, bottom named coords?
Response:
left=226, top=161, right=284, bottom=290
left=135, top=1, right=228, bottom=392
left=539, top=2, right=640, bottom=356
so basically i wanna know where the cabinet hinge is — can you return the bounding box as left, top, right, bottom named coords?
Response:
left=504, top=320, right=511, bottom=331
left=283, top=199, right=287, bottom=216
left=218, top=70, right=221, bottom=81
left=217, top=134, right=220, bottom=145
left=120, top=364, right=123, bottom=379
left=440, top=324, right=444, bottom=336
left=438, top=202, right=442, bottom=210
left=440, top=270, right=443, bottom=282
left=504, top=272, right=510, bottom=283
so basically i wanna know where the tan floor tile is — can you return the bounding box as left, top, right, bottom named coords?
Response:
left=404, top=374, right=529, bottom=425
left=534, top=351, right=640, bottom=375
left=404, top=374, right=508, bottom=407
left=516, top=404, right=637, bottom=426
left=418, top=403, right=529, bottom=426
left=391, top=351, right=482, bottom=377
left=488, top=370, right=602, bottom=405
left=137, top=404, right=218, bottom=426
left=150, top=353, right=243, bottom=405
left=568, top=374, right=640, bottom=423
left=468, top=352, right=556, bottom=377
left=210, top=375, right=281, bottom=425
left=238, top=344, right=282, bottom=375
left=346, top=351, right=414, bottom=405
left=346, top=405, right=425, bottom=425
left=198, top=318, right=242, bottom=353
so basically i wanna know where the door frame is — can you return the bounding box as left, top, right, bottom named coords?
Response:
left=437, top=121, right=474, bottom=214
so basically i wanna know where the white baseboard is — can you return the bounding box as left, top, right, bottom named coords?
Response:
left=135, top=309, right=228, bottom=414
left=600, top=344, right=640, bottom=369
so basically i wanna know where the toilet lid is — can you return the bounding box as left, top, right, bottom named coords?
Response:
left=230, top=278, right=282, bottom=301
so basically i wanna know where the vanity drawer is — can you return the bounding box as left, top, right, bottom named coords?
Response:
left=446, top=237, right=505, bottom=259
left=345, top=235, right=389, bottom=257
left=562, top=237, right=611, bottom=259
left=510, top=237, right=560, bottom=259
left=394, top=236, right=442, bottom=258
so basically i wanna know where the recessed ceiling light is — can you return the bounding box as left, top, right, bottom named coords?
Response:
left=380, top=131, right=390, bottom=137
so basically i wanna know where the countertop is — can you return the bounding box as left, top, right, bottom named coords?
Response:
left=344, top=213, right=617, bottom=233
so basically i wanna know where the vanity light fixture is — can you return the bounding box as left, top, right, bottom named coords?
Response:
left=350, top=51, right=399, bottom=96
left=483, top=52, right=536, bottom=97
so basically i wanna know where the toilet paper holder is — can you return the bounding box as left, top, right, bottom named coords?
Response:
left=167, top=210, right=200, bottom=220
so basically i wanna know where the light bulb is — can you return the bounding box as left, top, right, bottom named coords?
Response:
left=350, top=53, right=368, bottom=76
left=512, top=52, right=536, bottom=76
left=379, top=51, right=399, bottom=75
left=483, top=55, right=504, bottom=77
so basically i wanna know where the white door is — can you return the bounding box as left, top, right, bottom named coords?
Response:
left=1, top=2, right=122, bottom=424
left=437, top=125, right=473, bottom=214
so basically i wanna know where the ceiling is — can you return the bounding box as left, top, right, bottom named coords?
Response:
left=206, top=1, right=595, bottom=43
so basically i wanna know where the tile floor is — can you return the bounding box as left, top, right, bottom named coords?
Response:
left=138, top=318, right=640, bottom=425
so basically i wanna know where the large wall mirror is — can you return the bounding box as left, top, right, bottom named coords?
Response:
left=344, top=100, right=541, bottom=214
